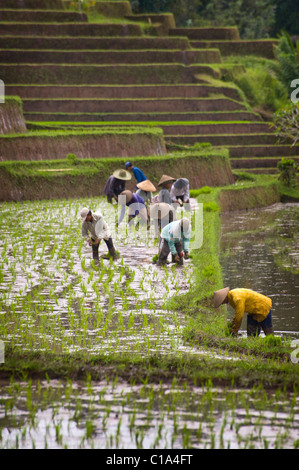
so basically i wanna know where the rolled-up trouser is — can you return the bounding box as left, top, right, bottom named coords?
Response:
left=247, top=310, right=274, bottom=337
left=91, top=237, right=114, bottom=259
left=158, top=238, right=182, bottom=265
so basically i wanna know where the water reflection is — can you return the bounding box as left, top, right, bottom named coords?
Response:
left=220, top=203, right=299, bottom=337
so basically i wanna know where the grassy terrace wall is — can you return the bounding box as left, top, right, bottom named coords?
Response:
left=0, top=37, right=191, bottom=50
left=0, top=23, right=143, bottom=36
left=0, top=64, right=218, bottom=85
left=0, top=97, right=27, bottom=135
left=0, top=128, right=166, bottom=161
left=0, top=49, right=222, bottom=65
left=0, top=149, right=234, bottom=201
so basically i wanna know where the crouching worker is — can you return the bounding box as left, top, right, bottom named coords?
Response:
left=157, top=218, right=191, bottom=266
left=80, top=207, right=117, bottom=261
left=213, top=287, right=274, bottom=337
left=118, top=190, right=148, bottom=227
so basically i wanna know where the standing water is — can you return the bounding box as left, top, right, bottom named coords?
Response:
left=0, top=198, right=298, bottom=449
left=220, top=203, right=299, bottom=338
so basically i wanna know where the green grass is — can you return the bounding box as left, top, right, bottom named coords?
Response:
left=0, top=126, right=163, bottom=139
left=222, top=55, right=288, bottom=113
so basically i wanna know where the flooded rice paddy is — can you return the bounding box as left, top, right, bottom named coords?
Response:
left=220, top=203, right=299, bottom=339
left=0, top=197, right=299, bottom=449
left=0, top=197, right=197, bottom=356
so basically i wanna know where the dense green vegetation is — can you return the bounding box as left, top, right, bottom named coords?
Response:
left=130, top=0, right=299, bottom=38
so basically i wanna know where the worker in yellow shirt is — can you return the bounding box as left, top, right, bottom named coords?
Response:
left=213, top=287, right=274, bottom=337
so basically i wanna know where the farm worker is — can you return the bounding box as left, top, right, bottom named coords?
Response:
left=157, top=218, right=191, bottom=266
left=157, top=174, right=176, bottom=206
left=103, top=169, right=131, bottom=204
left=149, top=202, right=176, bottom=237
left=136, top=179, right=157, bottom=231
left=118, top=190, right=148, bottom=226
left=213, top=287, right=274, bottom=337
left=125, top=161, right=147, bottom=185
left=80, top=208, right=117, bottom=261
left=136, top=179, right=156, bottom=206
left=170, top=178, right=190, bottom=209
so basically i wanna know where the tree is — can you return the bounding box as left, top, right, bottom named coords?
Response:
left=272, top=102, right=299, bottom=147
left=271, top=31, right=299, bottom=97
left=196, top=0, right=276, bottom=38
left=273, top=0, right=299, bottom=36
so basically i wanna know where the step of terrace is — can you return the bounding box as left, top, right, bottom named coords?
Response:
left=166, top=133, right=280, bottom=146
left=0, top=9, right=87, bottom=22
left=21, top=97, right=248, bottom=113
left=0, top=0, right=72, bottom=8
left=1, top=0, right=132, bottom=16
left=227, top=145, right=299, bottom=158
left=0, top=64, right=220, bottom=85
left=169, top=27, right=240, bottom=41
left=190, top=40, right=279, bottom=59
left=230, top=157, right=299, bottom=170
left=161, top=122, right=272, bottom=136
left=0, top=22, right=143, bottom=37
left=0, top=49, right=222, bottom=65
left=0, top=36, right=192, bottom=50
left=5, top=84, right=243, bottom=101
left=168, top=138, right=299, bottom=158
left=24, top=111, right=260, bottom=123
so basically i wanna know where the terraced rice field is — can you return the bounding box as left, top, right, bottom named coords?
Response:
left=1, top=197, right=299, bottom=449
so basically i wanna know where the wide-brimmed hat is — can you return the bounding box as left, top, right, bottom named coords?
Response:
left=173, top=178, right=189, bottom=189
left=120, top=190, right=133, bottom=203
left=149, top=202, right=172, bottom=219
left=213, top=287, right=230, bottom=308
left=157, top=174, right=176, bottom=187
left=80, top=207, right=90, bottom=222
left=137, top=179, right=156, bottom=192
left=113, top=169, right=132, bottom=181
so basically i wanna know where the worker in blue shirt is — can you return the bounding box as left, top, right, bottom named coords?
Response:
left=125, top=161, right=147, bottom=185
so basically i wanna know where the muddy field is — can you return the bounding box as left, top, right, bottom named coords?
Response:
left=0, top=197, right=299, bottom=449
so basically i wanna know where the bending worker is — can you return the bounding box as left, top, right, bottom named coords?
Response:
left=118, top=190, right=147, bottom=226
left=103, top=169, right=131, bottom=204
left=80, top=208, right=117, bottom=261
left=170, top=178, right=190, bottom=209
left=157, top=218, right=191, bottom=266
left=213, top=287, right=274, bottom=337
left=125, top=161, right=147, bottom=185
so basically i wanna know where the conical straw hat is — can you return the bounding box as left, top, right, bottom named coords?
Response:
left=149, top=202, right=171, bottom=219
left=213, top=287, right=230, bottom=308
left=137, top=179, right=156, bottom=192
left=120, top=190, right=133, bottom=203
left=113, top=169, right=132, bottom=181
left=157, top=174, right=176, bottom=187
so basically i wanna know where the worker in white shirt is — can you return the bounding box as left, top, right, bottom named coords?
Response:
left=80, top=208, right=117, bottom=261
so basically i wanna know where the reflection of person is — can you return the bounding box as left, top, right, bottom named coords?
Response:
left=80, top=208, right=117, bottom=261
left=170, top=178, right=190, bottom=207
left=157, top=218, right=191, bottom=266
left=125, top=161, right=147, bottom=185
left=118, top=190, right=148, bottom=226
left=213, top=287, right=274, bottom=337
left=157, top=174, right=176, bottom=205
left=103, top=169, right=131, bottom=204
